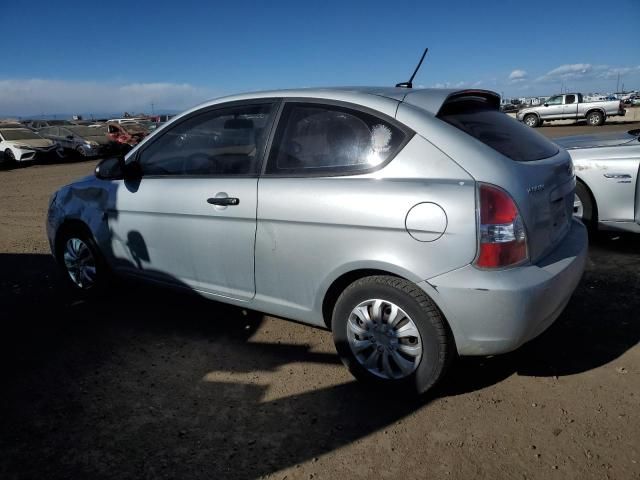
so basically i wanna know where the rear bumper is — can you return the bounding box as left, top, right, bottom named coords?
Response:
left=419, top=219, right=588, bottom=356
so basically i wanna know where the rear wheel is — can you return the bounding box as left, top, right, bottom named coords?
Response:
left=574, top=182, right=597, bottom=230
left=523, top=114, right=539, bottom=128
left=332, top=275, right=453, bottom=395
left=587, top=111, right=604, bottom=126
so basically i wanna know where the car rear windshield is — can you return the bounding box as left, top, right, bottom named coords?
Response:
left=438, top=97, right=559, bottom=162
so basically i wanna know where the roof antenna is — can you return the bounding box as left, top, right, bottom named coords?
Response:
left=396, top=48, right=429, bottom=89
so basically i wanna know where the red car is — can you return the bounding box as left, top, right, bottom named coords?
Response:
left=106, top=122, right=149, bottom=148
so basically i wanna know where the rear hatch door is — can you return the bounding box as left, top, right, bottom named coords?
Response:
left=435, top=91, right=575, bottom=262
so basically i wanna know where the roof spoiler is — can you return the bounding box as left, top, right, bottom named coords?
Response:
left=437, top=90, right=501, bottom=116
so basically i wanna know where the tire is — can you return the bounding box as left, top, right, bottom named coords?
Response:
left=332, top=275, right=453, bottom=395
left=55, top=228, right=109, bottom=297
left=587, top=111, right=604, bottom=126
left=523, top=114, right=539, bottom=128
left=4, top=149, right=17, bottom=166
left=574, top=182, right=597, bottom=230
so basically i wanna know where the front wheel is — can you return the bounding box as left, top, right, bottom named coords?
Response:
left=523, top=114, right=539, bottom=128
left=55, top=229, right=109, bottom=296
left=76, top=146, right=88, bottom=158
left=4, top=149, right=17, bottom=166
left=587, top=111, right=604, bottom=126
left=332, top=276, right=453, bottom=395
left=574, top=182, right=597, bottom=230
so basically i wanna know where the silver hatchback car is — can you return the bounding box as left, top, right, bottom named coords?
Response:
left=47, top=87, right=588, bottom=394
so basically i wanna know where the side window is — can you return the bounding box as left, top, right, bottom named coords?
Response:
left=546, top=96, right=563, bottom=105
left=138, top=103, right=275, bottom=176
left=565, top=94, right=576, bottom=104
left=266, top=103, right=407, bottom=175
left=49, top=127, right=59, bottom=136
left=39, top=127, right=51, bottom=135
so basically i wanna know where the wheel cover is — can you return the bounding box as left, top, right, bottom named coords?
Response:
left=525, top=116, right=536, bottom=126
left=589, top=114, right=600, bottom=125
left=346, top=299, right=423, bottom=380
left=573, top=193, right=583, bottom=218
left=63, top=238, right=97, bottom=289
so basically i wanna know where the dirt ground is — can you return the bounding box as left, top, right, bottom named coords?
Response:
left=0, top=124, right=638, bottom=480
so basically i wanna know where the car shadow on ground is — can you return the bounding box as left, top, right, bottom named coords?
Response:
left=444, top=231, right=640, bottom=395
left=0, top=243, right=637, bottom=478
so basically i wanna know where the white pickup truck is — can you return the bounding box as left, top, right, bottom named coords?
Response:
left=516, top=93, right=626, bottom=127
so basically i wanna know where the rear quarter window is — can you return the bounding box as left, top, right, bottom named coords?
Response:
left=438, top=97, right=559, bottom=162
left=266, top=103, right=411, bottom=175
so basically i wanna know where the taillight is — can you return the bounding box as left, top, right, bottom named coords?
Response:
left=475, top=183, right=528, bottom=269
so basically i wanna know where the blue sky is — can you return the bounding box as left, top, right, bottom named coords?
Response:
left=1, top=0, right=638, bottom=116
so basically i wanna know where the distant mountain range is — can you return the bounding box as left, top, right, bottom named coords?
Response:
left=0, top=109, right=182, bottom=121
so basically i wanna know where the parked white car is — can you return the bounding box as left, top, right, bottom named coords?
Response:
left=0, top=127, right=59, bottom=165
left=555, top=129, right=640, bottom=232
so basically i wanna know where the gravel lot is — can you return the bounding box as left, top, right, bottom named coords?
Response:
left=1, top=123, right=638, bottom=480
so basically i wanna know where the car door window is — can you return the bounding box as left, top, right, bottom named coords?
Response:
left=138, top=103, right=275, bottom=176
left=266, top=103, right=408, bottom=175
left=546, top=96, right=563, bottom=105
left=565, top=95, right=576, bottom=104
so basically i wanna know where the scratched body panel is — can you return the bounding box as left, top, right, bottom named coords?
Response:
left=558, top=132, right=640, bottom=232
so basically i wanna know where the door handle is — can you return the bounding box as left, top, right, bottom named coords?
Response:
left=603, top=173, right=631, bottom=179
left=207, top=197, right=240, bottom=206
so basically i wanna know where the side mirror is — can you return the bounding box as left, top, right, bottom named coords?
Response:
left=66, top=135, right=74, bottom=139
left=95, top=155, right=142, bottom=180
left=544, top=103, right=549, bottom=107
left=95, top=156, right=125, bottom=180
left=124, top=159, right=143, bottom=179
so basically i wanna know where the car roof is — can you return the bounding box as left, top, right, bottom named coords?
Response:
left=184, top=86, right=496, bottom=118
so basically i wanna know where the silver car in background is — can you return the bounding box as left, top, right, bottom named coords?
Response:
left=47, top=87, right=588, bottom=394
left=556, top=129, right=640, bottom=233
left=516, top=93, right=626, bottom=128
left=38, top=125, right=117, bottom=158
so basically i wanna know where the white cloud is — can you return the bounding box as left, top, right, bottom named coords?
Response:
left=430, top=80, right=472, bottom=89
left=598, top=65, right=640, bottom=79
left=535, top=63, right=593, bottom=83
left=0, top=78, right=219, bottom=117
left=508, top=69, right=528, bottom=82
left=535, top=63, right=640, bottom=84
